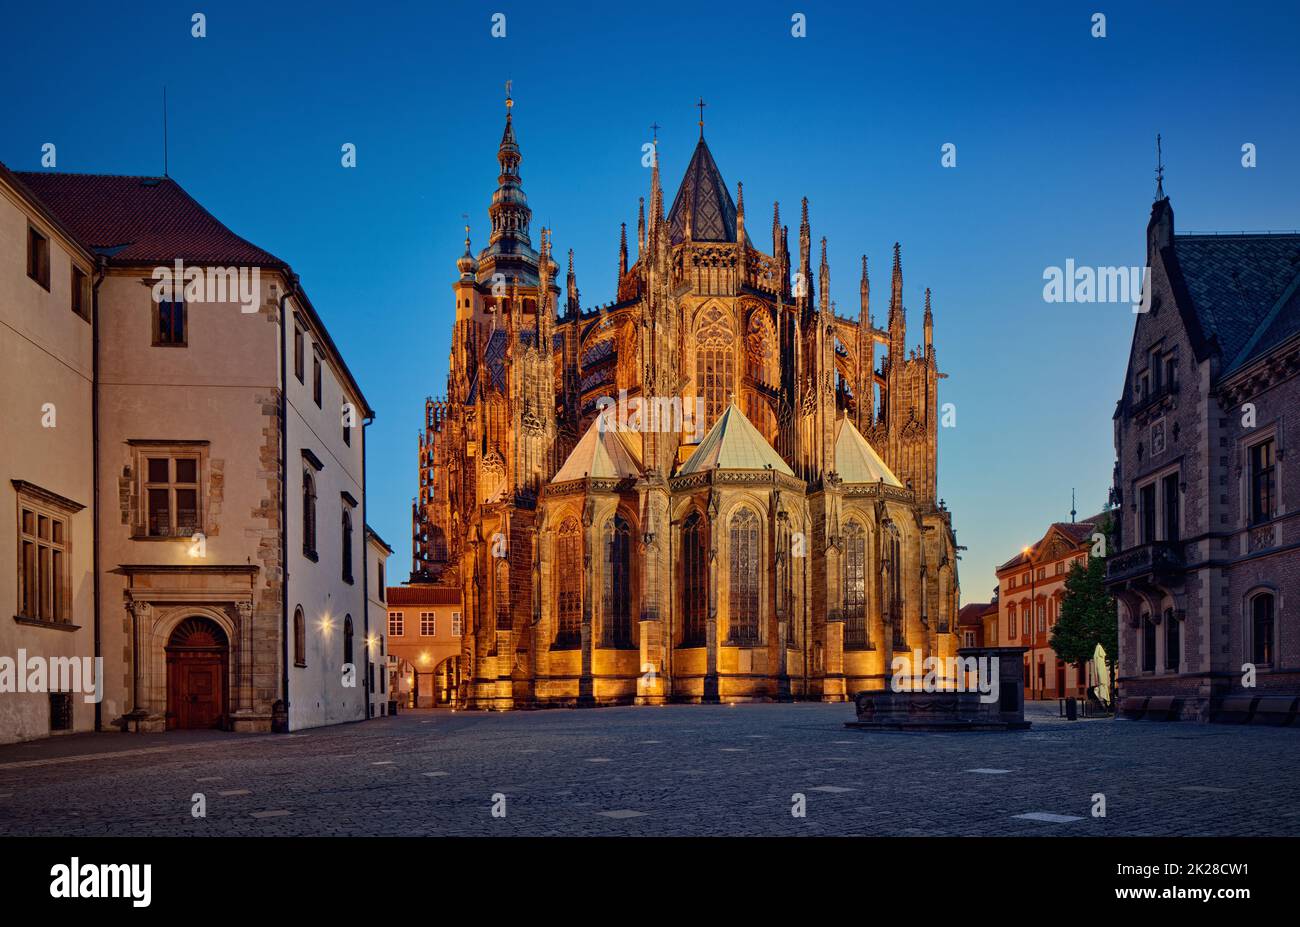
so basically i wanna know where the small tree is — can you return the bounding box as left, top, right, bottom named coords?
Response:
left=1050, top=517, right=1118, bottom=700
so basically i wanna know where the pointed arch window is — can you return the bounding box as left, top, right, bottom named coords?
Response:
left=343, top=614, right=354, bottom=669
left=495, top=558, right=511, bottom=631
left=293, top=606, right=306, bottom=667
left=728, top=507, right=760, bottom=644
left=695, top=306, right=735, bottom=431
left=602, top=514, right=633, bottom=647
left=555, top=518, right=581, bottom=649
left=681, top=512, right=707, bottom=646
left=302, top=470, right=317, bottom=559
left=887, top=533, right=904, bottom=648
left=341, top=508, right=354, bottom=583
left=844, top=520, right=868, bottom=648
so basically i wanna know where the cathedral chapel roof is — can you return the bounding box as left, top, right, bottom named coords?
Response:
left=552, top=413, right=644, bottom=482
left=833, top=417, right=903, bottom=487
left=678, top=403, right=793, bottom=475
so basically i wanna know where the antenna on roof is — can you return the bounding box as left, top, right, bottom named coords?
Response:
left=162, top=85, right=169, bottom=177
left=1071, top=488, right=1077, bottom=523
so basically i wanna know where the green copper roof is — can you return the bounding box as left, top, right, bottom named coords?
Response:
left=833, top=417, right=902, bottom=486
left=552, top=413, right=643, bottom=482
left=678, top=402, right=793, bottom=475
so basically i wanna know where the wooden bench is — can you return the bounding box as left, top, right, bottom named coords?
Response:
left=1249, top=696, right=1298, bottom=726
left=1118, top=696, right=1149, bottom=720
left=1143, top=695, right=1182, bottom=720
left=1212, top=695, right=1257, bottom=724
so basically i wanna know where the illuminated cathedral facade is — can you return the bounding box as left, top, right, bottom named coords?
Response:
left=413, top=96, right=961, bottom=709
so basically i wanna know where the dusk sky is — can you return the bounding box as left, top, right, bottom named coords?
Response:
left=4, top=0, right=1297, bottom=601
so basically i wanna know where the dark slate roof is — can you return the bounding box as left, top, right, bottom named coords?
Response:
left=14, top=171, right=284, bottom=266
left=1172, top=233, right=1300, bottom=373
left=667, top=137, right=751, bottom=246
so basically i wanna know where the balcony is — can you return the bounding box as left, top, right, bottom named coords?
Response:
left=1129, top=378, right=1179, bottom=417
left=1105, top=541, right=1185, bottom=586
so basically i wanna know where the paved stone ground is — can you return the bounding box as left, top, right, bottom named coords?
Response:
left=1, top=702, right=1296, bottom=836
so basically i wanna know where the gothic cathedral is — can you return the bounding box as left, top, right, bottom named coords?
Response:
left=414, top=97, right=961, bottom=709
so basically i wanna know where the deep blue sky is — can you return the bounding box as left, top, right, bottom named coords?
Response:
left=4, top=1, right=1297, bottom=602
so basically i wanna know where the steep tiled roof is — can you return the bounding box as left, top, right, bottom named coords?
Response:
left=833, top=417, right=903, bottom=486
left=958, top=603, right=991, bottom=627
left=552, top=414, right=643, bottom=482
left=678, top=402, right=793, bottom=475
left=387, top=584, right=461, bottom=606
left=1172, top=232, right=1300, bottom=373
left=996, top=513, right=1108, bottom=571
left=14, top=171, right=284, bottom=266
left=667, top=137, right=751, bottom=246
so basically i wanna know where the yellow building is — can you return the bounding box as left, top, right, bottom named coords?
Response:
left=385, top=585, right=462, bottom=707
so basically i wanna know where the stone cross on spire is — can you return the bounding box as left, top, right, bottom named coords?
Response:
left=696, top=97, right=707, bottom=137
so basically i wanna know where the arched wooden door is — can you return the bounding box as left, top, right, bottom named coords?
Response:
left=166, top=616, right=229, bottom=730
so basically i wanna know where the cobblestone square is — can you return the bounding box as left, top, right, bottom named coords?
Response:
left=1, top=703, right=1297, bottom=836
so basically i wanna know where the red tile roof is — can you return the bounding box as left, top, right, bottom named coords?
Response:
left=996, top=512, right=1111, bottom=572
left=387, top=585, right=462, bottom=606
left=13, top=172, right=284, bottom=267
left=958, top=603, right=993, bottom=627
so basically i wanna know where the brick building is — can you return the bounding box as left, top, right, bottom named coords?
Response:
left=1106, top=185, right=1300, bottom=719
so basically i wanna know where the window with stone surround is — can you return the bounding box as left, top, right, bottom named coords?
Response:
left=602, top=514, right=633, bottom=648
left=388, top=610, right=403, bottom=637
left=294, top=323, right=305, bottom=382
left=133, top=448, right=203, bottom=538
left=15, top=484, right=81, bottom=624
left=294, top=606, right=306, bottom=667
left=451, top=611, right=462, bottom=637
left=1249, top=438, right=1276, bottom=526
left=341, top=507, right=354, bottom=584
left=420, top=611, right=435, bottom=636
left=727, top=507, right=761, bottom=645
left=843, top=520, right=868, bottom=647
left=681, top=512, right=707, bottom=646
left=154, top=297, right=186, bottom=346
left=1141, top=614, right=1156, bottom=673
left=555, top=518, right=581, bottom=648
left=1250, top=592, right=1275, bottom=666
left=302, top=469, right=318, bottom=559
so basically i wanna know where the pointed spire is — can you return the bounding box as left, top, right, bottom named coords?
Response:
left=637, top=197, right=646, bottom=257
left=537, top=227, right=553, bottom=339
left=923, top=287, right=933, bottom=351
left=734, top=182, right=745, bottom=244
left=566, top=248, right=580, bottom=318
left=859, top=255, right=869, bottom=322
left=889, top=242, right=905, bottom=343
left=618, top=222, right=628, bottom=284
left=818, top=237, right=830, bottom=313
left=771, top=201, right=781, bottom=257
left=488, top=89, right=531, bottom=247
left=798, top=197, right=811, bottom=302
